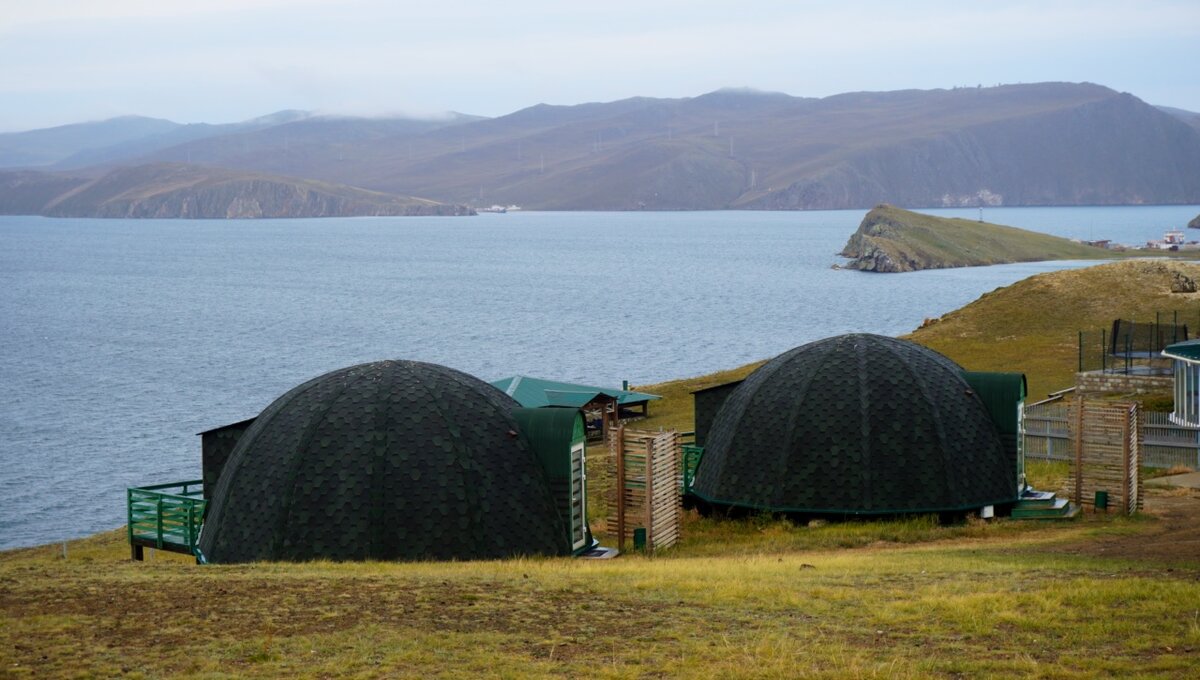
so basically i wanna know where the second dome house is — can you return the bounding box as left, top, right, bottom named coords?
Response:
left=687, top=334, right=1032, bottom=518
left=128, top=359, right=598, bottom=564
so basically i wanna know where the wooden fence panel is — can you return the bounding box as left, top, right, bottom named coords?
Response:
left=1068, top=399, right=1142, bottom=514
left=606, top=426, right=682, bottom=552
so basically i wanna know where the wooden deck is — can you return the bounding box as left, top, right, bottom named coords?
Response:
left=127, top=481, right=207, bottom=562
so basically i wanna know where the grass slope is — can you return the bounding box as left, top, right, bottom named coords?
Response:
left=906, top=260, right=1200, bottom=400
left=3, top=498, right=1198, bottom=678
left=3, top=163, right=471, bottom=218
left=840, top=204, right=1114, bottom=272
left=629, top=260, right=1200, bottom=432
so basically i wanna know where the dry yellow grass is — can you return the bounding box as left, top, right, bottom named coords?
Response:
left=907, top=260, right=1200, bottom=401
left=3, top=501, right=1199, bottom=678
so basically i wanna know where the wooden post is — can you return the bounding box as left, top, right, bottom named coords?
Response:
left=615, top=424, right=626, bottom=552
left=1122, top=404, right=1132, bottom=514
left=645, top=435, right=654, bottom=549
left=1074, top=398, right=1085, bottom=506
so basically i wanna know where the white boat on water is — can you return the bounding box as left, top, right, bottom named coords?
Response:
left=478, top=204, right=522, bottom=214
left=1146, top=230, right=1199, bottom=250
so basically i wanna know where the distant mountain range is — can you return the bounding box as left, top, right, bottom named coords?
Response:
left=2, top=82, right=1199, bottom=214
left=0, top=163, right=473, bottom=218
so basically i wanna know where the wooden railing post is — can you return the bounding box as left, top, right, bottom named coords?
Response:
left=1122, top=404, right=1132, bottom=514
left=645, top=436, right=654, bottom=549
left=156, top=497, right=164, bottom=549
left=1073, top=398, right=1085, bottom=507
left=615, top=424, right=626, bottom=552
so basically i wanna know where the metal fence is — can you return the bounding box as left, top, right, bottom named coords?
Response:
left=1023, top=401, right=1200, bottom=469
left=1078, top=313, right=1193, bottom=375
left=1023, top=401, right=1072, bottom=460
left=1141, top=411, right=1200, bottom=469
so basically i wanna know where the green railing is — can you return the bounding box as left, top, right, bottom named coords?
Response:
left=127, top=480, right=207, bottom=560
left=682, top=444, right=704, bottom=493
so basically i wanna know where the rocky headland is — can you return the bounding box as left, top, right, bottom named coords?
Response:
left=839, top=204, right=1111, bottom=272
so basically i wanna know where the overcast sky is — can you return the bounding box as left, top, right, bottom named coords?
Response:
left=0, top=0, right=1196, bottom=132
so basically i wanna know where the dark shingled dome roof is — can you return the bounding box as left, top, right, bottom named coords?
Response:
left=690, top=334, right=1017, bottom=515
left=198, top=360, right=570, bottom=563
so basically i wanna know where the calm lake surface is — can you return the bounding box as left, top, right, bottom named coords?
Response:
left=2, top=205, right=1198, bottom=549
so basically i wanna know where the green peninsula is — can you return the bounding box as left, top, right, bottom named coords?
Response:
left=839, top=204, right=1112, bottom=272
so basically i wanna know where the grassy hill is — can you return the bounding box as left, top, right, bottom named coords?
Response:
left=840, top=205, right=1114, bottom=272
left=630, top=260, right=1200, bottom=433
left=0, top=163, right=474, bottom=218
left=907, top=260, right=1200, bottom=400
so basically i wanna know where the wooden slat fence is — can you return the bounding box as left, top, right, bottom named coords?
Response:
left=606, top=426, right=682, bottom=552
left=1069, top=399, right=1143, bottom=514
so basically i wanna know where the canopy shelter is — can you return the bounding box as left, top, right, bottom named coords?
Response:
left=1163, top=339, right=1200, bottom=426
left=491, top=375, right=660, bottom=439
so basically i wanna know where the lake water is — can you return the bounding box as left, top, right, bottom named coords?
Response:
left=2, top=205, right=1198, bottom=550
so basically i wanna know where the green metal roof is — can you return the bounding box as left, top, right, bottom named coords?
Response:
left=491, top=375, right=660, bottom=409
left=961, top=371, right=1026, bottom=438
left=1163, top=339, right=1200, bottom=362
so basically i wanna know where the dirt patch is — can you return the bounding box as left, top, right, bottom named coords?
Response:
left=2, top=575, right=685, bottom=645
left=1043, top=488, right=1200, bottom=563
left=0, top=571, right=712, bottom=675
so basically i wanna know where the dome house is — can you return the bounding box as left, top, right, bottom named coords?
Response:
left=689, top=334, right=1018, bottom=515
left=198, top=360, right=581, bottom=563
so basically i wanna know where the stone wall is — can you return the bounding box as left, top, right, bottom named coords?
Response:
left=1075, top=371, right=1172, bottom=396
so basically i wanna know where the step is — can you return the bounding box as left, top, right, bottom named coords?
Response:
left=1014, top=504, right=1082, bottom=521
left=1011, top=498, right=1079, bottom=520
left=1012, top=497, right=1069, bottom=516
left=1015, top=490, right=1059, bottom=508
left=1013, top=497, right=1069, bottom=513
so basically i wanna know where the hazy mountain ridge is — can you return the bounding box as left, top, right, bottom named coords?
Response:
left=0, top=110, right=483, bottom=172
left=750, top=92, right=1200, bottom=209
left=5, top=83, right=1199, bottom=210
left=0, top=163, right=473, bottom=218
left=1157, top=105, right=1200, bottom=133
left=0, top=116, right=180, bottom=168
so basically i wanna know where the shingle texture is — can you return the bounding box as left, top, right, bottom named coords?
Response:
left=690, top=334, right=1016, bottom=514
left=199, top=360, right=570, bottom=563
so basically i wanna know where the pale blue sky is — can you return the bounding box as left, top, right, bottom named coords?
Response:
left=0, top=0, right=1197, bottom=132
